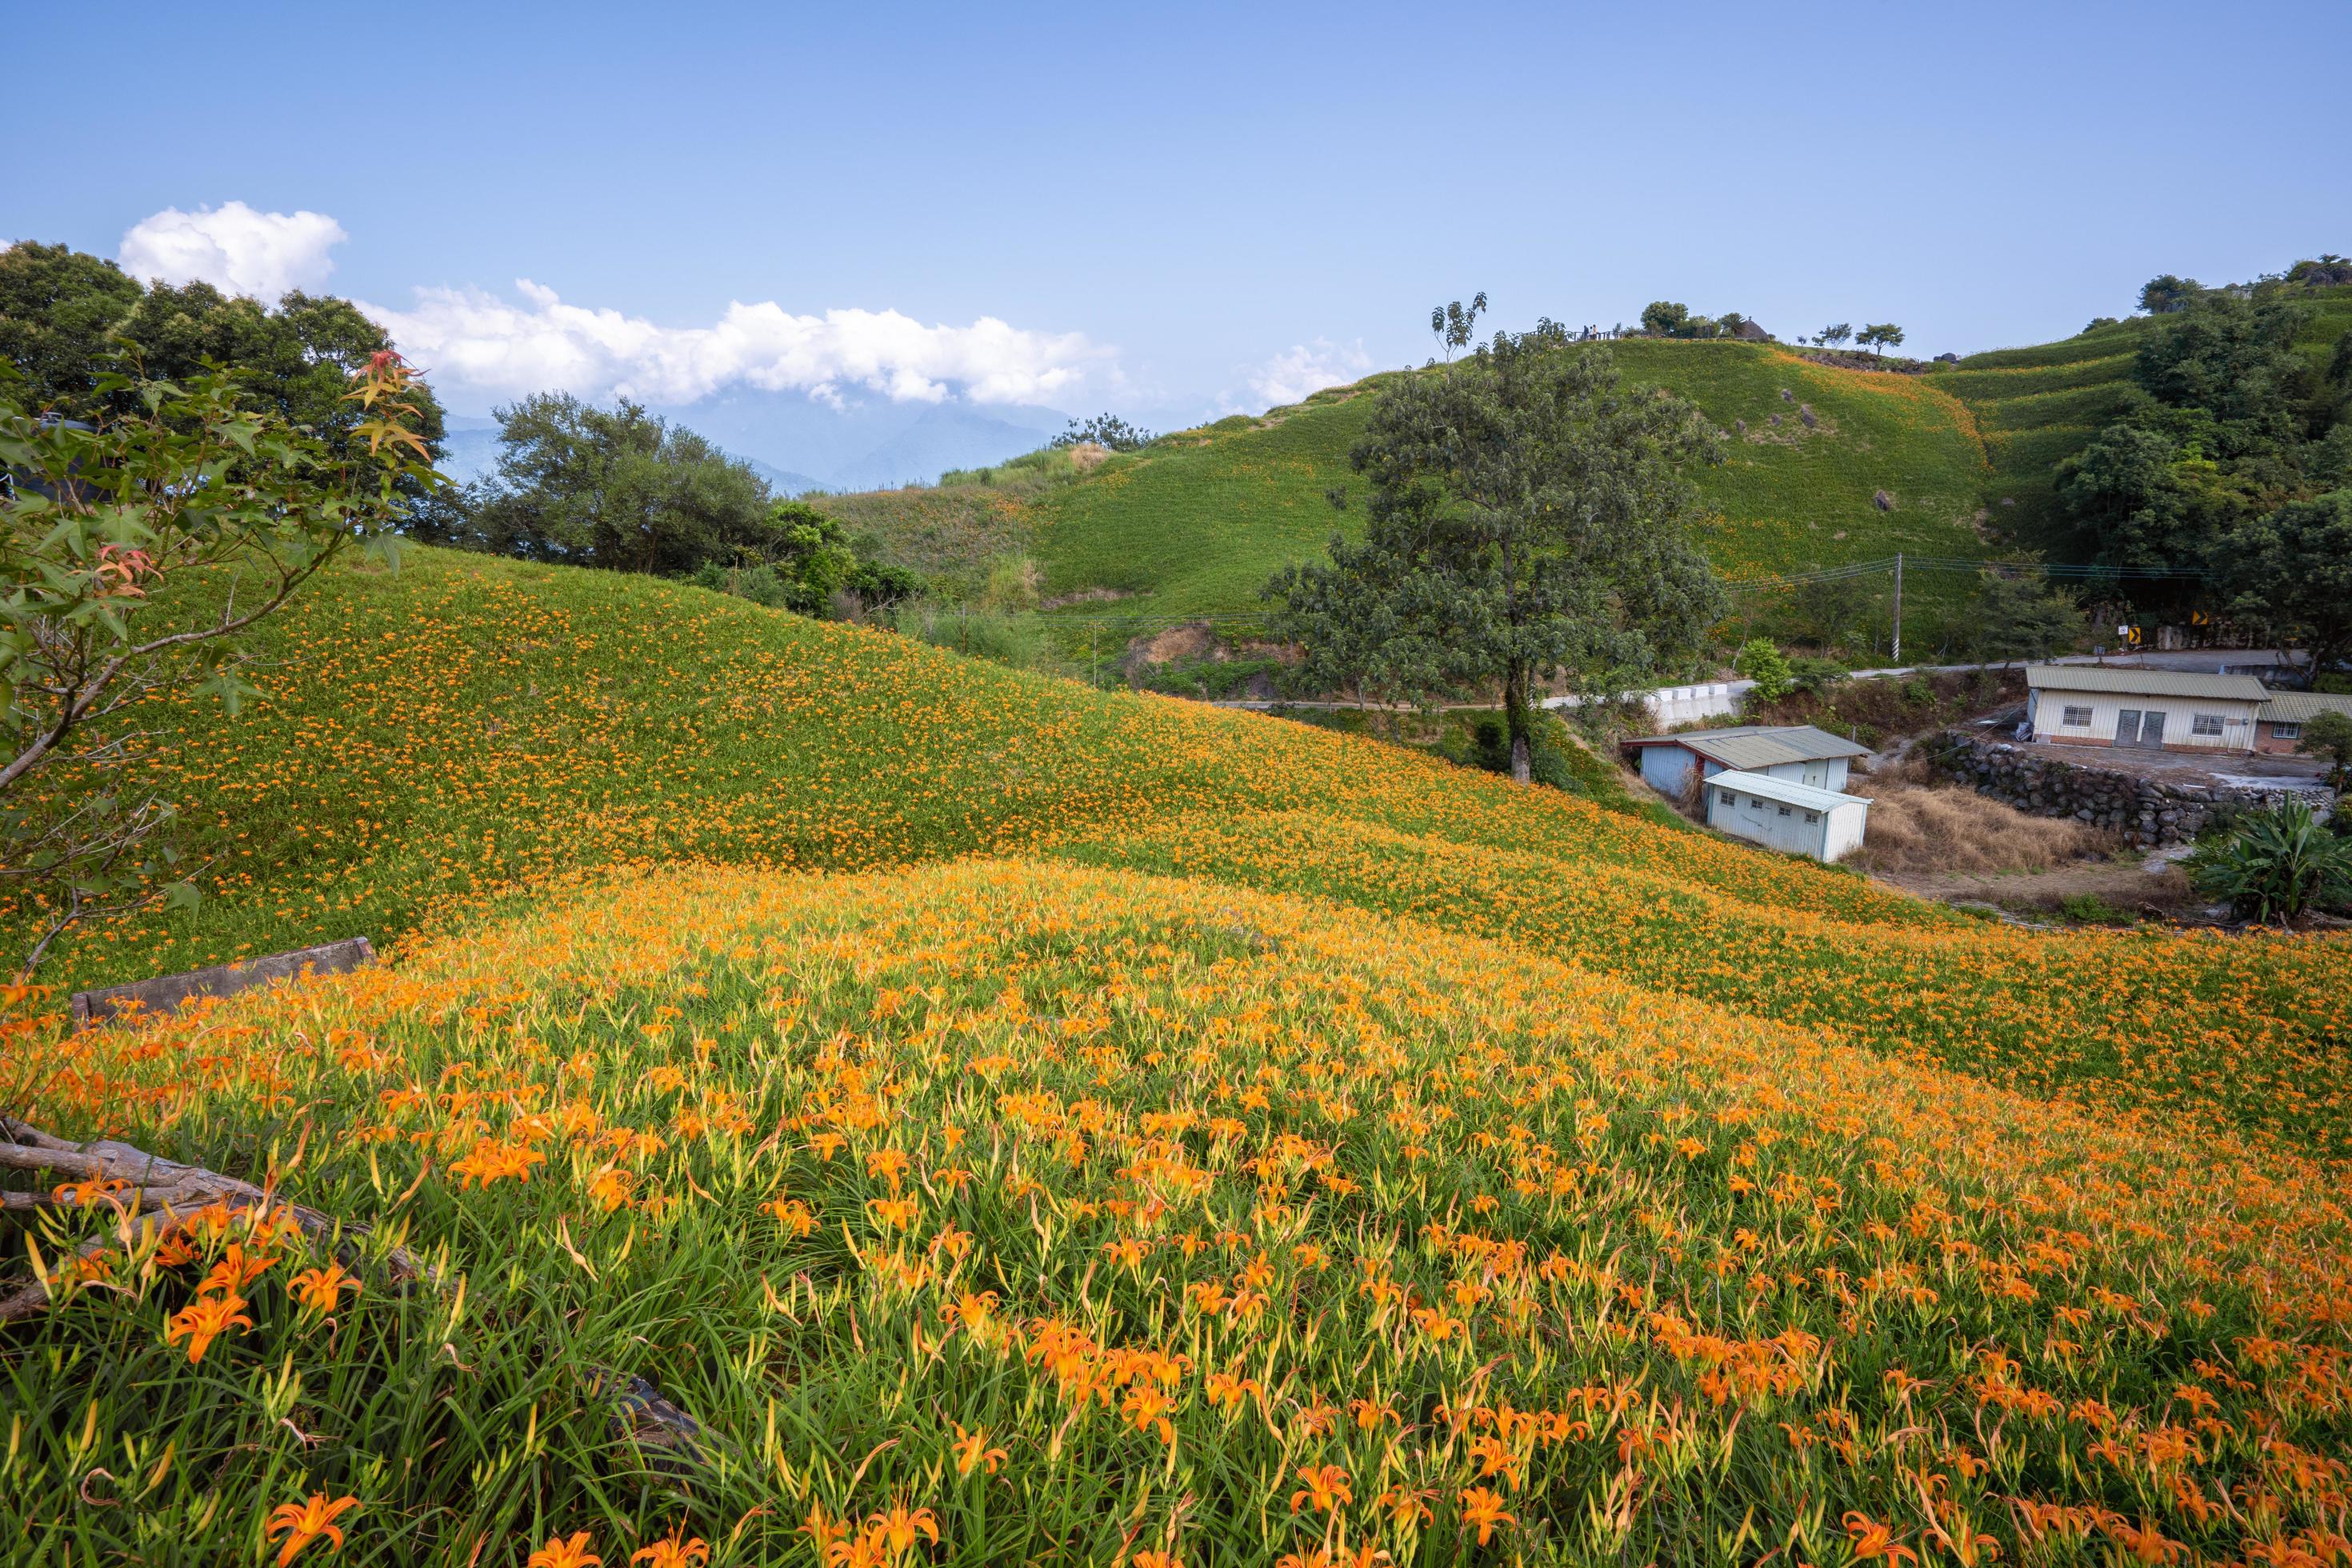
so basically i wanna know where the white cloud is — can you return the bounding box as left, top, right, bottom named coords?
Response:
left=119, top=201, right=346, bottom=299
left=362, top=279, right=1111, bottom=408
left=1245, top=337, right=1375, bottom=409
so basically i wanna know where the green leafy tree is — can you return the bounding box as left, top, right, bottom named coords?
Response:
left=1640, top=301, right=1690, bottom=338
left=1734, top=638, right=1795, bottom=702
left=2131, top=291, right=2312, bottom=460
left=1819, top=323, right=1853, bottom=350
left=0, top=242, right=143, bottom=410
left=1857, top=323, right=1905, bottom=358
left=2138, top=274, right=2202, bottom=314
left=112, top=282, right=447, bottom=462
left=1969, top=570, right=2082, bottom=665
left=2054, top=422, right=2198, bottom=569
left=1266, top=334, right=1726, bottom=783
left=1, top=354, right=436, bottom=974
left=2186, top=796, right=2352, bottom=925
left=2226, top=490, right=2352, bottom=686
left=453, top=394, right=779, bottom=577
left=2296, top=709, right=2352, bottom=790
left=1051, top=413, right=1154, bottom=451
left=1430, top=293, right=1488, bottom=362
left=0, top=243, right=446, bottom=494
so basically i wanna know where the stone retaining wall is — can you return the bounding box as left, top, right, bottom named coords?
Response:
left=1919, top=733, right=2310, bottom=846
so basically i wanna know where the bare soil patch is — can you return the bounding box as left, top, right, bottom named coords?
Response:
left=1131, top=622, right=1217, bottom=667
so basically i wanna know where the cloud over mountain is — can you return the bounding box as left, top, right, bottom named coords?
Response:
left=1245, top=337, right=1374, bottom=408
left=119, top=202, right=346, bottom=298
left=362, top=280, right=1112, bottom=408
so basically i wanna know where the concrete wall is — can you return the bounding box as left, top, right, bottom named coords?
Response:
left=1705, top=782, right=1862, bottom=860
left=1546, top=681, right=1752, bottom=728
left=2027, top=688, right=2259, bottom=752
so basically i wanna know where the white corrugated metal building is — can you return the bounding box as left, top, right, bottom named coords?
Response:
left=2024, top=666, right=2267, bottom=752
left=1703, top=770, right=1870, bottom=862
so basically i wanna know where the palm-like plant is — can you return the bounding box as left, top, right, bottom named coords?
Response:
left=2186, top=797, right=2352, bottom=926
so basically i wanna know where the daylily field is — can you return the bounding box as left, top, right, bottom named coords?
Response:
left=2, top=550, right=2347, bottom=1566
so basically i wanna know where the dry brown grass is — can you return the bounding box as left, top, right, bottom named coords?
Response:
left=1846, top=754, right=2114, bottom=874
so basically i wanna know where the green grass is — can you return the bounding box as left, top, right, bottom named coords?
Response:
left=823, top=294, right=2352, bottom=651
left=822, top=343, right=2000, bottom=646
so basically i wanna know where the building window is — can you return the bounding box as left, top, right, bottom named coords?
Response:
left=2191, top=714, right=2224, bottom=738
left=1804, top=810, right=1820, bottom=824
left=2062, top=705, right=2092, bottom=726
left=1777, top=805, right=1792, bottom=816
left=1750, top=798, right=1765, bottom=810
left=1719, top=789, right=1735, bottom=806
left=2272, top=722, right=2301, bottom=740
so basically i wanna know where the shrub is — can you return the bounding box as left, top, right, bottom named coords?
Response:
left=1734, top=638, right=1795, bottom=702
left=2185, top=797, right=2352, bottom=924
left=2056, top=892, right=2137, bottom=926
left=1786, top=656, right=1849, bottom=697
left=886, top=599, right=1063, bottom=674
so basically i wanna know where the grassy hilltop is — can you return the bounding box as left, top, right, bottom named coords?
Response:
left=6, top=549, right=2350, bottom=1566
left=827, top=294, right=2352, bottom=651
left=826, top=340, right=1999, bottom=635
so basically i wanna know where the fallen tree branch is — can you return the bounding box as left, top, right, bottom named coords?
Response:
left=0, top=1114, right=434, bottom=1321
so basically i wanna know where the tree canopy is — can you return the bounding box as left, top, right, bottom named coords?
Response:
left=430, top=394, right=782, bottom=577
left=1266, top=333, right=1725, bottom=782
left=0, top=242, right=446, bottom=499
left=2054, top=289, right=2350, bottom=658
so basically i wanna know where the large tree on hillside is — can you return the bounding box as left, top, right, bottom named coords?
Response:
left=448, top=393, right=781, bottom=576
left=1265, top=333, right=1726, bottom=783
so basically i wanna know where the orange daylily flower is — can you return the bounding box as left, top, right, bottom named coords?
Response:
left=264, top=1493, right=358, bottom=1566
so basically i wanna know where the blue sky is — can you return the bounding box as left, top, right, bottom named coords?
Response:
left=10, top=0, right=2349, bottom=428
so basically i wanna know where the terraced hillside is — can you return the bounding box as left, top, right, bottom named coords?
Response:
left=6, top=550, right=2349, bottom=1566
left=827, top=341, right=1998, bottom=636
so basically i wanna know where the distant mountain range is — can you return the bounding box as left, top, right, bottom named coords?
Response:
left=435, top=393, right=1070, bottom=496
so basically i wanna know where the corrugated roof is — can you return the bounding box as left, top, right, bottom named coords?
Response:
left=1624, top=724, right=1870, bottom=770
left=2258, top=690, right=2352, bottom=724
left=1706, top=770, right=1870, bottom=814
left=2026, top=664, right=2267, bottom=701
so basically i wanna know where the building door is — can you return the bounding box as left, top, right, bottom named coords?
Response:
left=1802, top=761, right=1828, bottom=788
left=2138, top=711, right=2166, bottom=750
left=2117, top=710, right=2141, bottom=746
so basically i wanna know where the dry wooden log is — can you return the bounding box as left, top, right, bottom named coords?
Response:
left=0, top=1114, right=433, bottom=1321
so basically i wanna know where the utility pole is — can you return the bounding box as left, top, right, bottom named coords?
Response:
left=1890, top=551, right=1903, bottom=666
